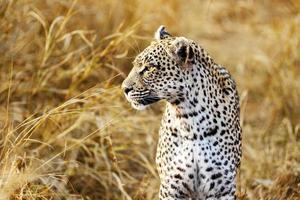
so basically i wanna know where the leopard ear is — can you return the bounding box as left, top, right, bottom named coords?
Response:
left=168, top=37, right=194, bottom=65
left=154, top=25, right=172, bottom=40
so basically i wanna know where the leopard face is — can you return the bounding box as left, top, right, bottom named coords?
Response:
left=122, top=27, right=195, bottom=110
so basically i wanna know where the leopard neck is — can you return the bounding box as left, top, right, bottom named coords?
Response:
left=163, top=62, right=229, bottom=139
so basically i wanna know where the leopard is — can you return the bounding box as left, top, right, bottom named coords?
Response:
left=122, top=26, right=242, bottom=200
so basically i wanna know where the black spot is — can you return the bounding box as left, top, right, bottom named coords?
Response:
left=204, top=126, right=218, bottom=137
left=186, top=164, right=192, bottom=168
left=209, top=182, right=215, bottom=190
left=206, top=167, right=213, bottom=172
left=221, top=191, right=230, bottom=196
left=213, top=101, right=219, bottom=108
left=177, top=167, right=185, bottom=172
left=193, top=134, right=197, bottom=140
left=174, top=174, right=183, bottom=180
left=221, top=121, right=226, bottom=127
left=170, top=184, right=177, bottom=189
left=178, top=190, right=187, bottom=197
left=220, top=130, right=226, bottom=136
left=211, top=173, right=222, bottom=180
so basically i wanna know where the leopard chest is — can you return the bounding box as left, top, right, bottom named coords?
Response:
left=155, top=105, right=199, bottom=177
left=155, top=101, right=241, bottom=180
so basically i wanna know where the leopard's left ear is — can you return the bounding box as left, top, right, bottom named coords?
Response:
left=167, top=37, right=194, bottom=65
left=154, top=25, right=172, bottom=40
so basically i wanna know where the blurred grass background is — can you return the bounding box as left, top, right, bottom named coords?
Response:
left=0, top=0, right=299, bottom=199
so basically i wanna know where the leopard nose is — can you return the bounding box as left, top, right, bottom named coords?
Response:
left=124, top=87, right=133, bottom=95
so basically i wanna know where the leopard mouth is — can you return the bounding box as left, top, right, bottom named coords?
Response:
left=127, top=96, right=161, bottom=110
left=137, top=96, right=161, bottom=105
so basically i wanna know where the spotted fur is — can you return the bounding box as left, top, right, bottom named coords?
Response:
left=122, top=26, right=242, bottom=200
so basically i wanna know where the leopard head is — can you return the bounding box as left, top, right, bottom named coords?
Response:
left=122, top=26, right=196, bottom=110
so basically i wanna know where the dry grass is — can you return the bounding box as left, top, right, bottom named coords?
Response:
left=0, top=0, right=299, bottom=199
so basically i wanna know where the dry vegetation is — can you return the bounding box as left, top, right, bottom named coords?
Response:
left=0, top=0, right=299, bottom=199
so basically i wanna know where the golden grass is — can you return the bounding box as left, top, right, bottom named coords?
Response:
left=0, top=0, right=299, bottom=199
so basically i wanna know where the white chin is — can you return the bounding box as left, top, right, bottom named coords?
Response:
left=131, top=102, right=148, bottom=110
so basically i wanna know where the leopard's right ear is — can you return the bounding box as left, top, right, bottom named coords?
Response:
left=154, top=25, right=172, bottom=40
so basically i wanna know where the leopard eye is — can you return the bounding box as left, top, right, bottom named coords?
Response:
left=139, top=65, right=157, bottom=76
left=138, top=66, right=148, bottom=75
